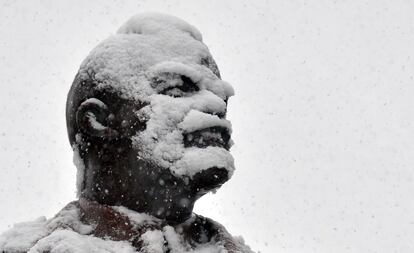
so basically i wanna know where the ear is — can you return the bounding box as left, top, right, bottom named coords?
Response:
left=76, top=98, right=119, bottom=140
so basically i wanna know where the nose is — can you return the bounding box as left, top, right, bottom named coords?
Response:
left=191, top=167, right=229, bottom=193
left=186, top=89, right=228, bottom=117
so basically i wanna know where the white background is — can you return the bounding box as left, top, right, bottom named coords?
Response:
left=1, top=1, right=414, bottom=252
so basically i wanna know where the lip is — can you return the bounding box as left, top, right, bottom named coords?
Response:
left=183, top=126, right=231, bottom=150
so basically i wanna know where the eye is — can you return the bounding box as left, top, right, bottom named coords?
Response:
left=158, top=75, right=200, bottom=97
left=160, top=87, right=186, bottom=97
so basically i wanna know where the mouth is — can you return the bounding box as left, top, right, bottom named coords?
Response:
left=183, top=126, right=231, bottom=150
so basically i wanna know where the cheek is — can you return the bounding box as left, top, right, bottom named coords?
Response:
left=151, top=97, right=191, bottom=126
left=130, top=93, right=231, bottom=172
left=142, top=91, right=226, bottom=131
left=140, top=97, right=192, bottom=141
left=152, top=130, right=185, bottom=162
left=165, top=186, right=195, bottom=210
left=155, top=178, right=193, bottom=201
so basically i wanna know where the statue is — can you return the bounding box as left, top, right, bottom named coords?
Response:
left=0, top=13, right=253, bottom=253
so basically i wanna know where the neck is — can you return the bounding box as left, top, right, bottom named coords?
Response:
left=77, top=197, right=225, bottom=248
left=80, top=151, right=148, bottom=211
left=79, top=155, right=197, bottom=224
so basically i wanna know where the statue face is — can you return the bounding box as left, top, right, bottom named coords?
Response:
left=131, top=60, right=234, bottom=178
left=90, top=63, right=233, bottom=222
left=68, top=14, right=235, bottom=223
left=125, top=60, right=233, bottom=222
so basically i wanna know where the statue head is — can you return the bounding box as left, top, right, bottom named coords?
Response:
left=66, top=13, right=235, bottom=224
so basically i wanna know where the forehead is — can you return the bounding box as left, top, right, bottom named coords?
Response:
left=78, top=29, right=216, bottom=101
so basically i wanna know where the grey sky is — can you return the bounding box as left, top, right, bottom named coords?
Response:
left=1, top=0, right=414, bottom=252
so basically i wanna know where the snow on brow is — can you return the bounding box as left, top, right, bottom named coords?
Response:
left=150, top=61, right=234, bottom=100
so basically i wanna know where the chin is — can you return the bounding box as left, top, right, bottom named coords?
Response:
left=166, top=213, right=192, bottom=225
left=162, top=206, right=194, bottom=225
left=150, top=196, right=195, bottom=223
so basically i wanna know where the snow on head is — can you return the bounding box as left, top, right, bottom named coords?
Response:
left=117, top=12, right=203, bottom=42
left=76, top=13, right=235, bottom=179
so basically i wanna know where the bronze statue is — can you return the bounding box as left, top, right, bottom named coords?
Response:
left=0, top=13, right=253, bottom=253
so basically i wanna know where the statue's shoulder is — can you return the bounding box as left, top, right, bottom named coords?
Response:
left=0, top=201, right=137, bottom=253
left=0, top=201, right=78, bottom=252
left=0, top=215, right=49, bottom=253
left=0, top=202, right=254, bottom=253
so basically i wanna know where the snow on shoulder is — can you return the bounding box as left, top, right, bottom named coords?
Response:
left=0, top=201, right=253, bottom=252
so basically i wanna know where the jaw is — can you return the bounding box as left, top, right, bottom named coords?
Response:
left=149, top=197, right=196, bottom=225
left=191, top=166, right=229, bottom=192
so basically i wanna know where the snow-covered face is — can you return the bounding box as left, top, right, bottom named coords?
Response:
left=72, top=14, right=235, bottom=221
left=78, top=13, right=236, bottom=181
left=126, top=61, right=235, bottom=220
left=132, top=61, right=235, bottom=180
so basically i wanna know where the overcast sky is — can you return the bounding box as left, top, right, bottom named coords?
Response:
left=1, top=0, right=414, bottom=252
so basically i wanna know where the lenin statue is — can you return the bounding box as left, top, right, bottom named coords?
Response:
left=0, top=13, right=253, bottom=253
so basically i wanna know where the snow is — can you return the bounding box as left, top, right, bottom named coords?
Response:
left=178, top=109, right=232, bottom=133
left=113, top=206, right=160, bottom=228
left=29, top=230, right=137, bottom=253
left=117, top=12, right=203, bottom=42
left=0, top=203, right=138, bottom=253
left=80, top=97, right=108, bottom=110
left=73, top=144, right=86, bottom=196
left=149, top=61, right=234, bottom=100
left=0, top=216, right=49, bottom=252
left=162, top=226, right=188, bottom=252
left=0, top=203, right=137, bottom=253
left=173, top=147, right=235, bottom=177
left=1, top=201, right=252, bottom=252
left=76, top=12, right=236, bottom=178
left=0, top=202, right=93, bottom=252
left=86, top=112, right=107, bottom=130
left=78, top=13, right=212, bottom=103
left=140, top=230, right=165, bottom=253
left=80, top=98, right=110, bottom=131
left=0, top=13, right=243, bottom=253
left=131, top=90, right=234, bottom=177
left=139, top=224, right=231, bottom=253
